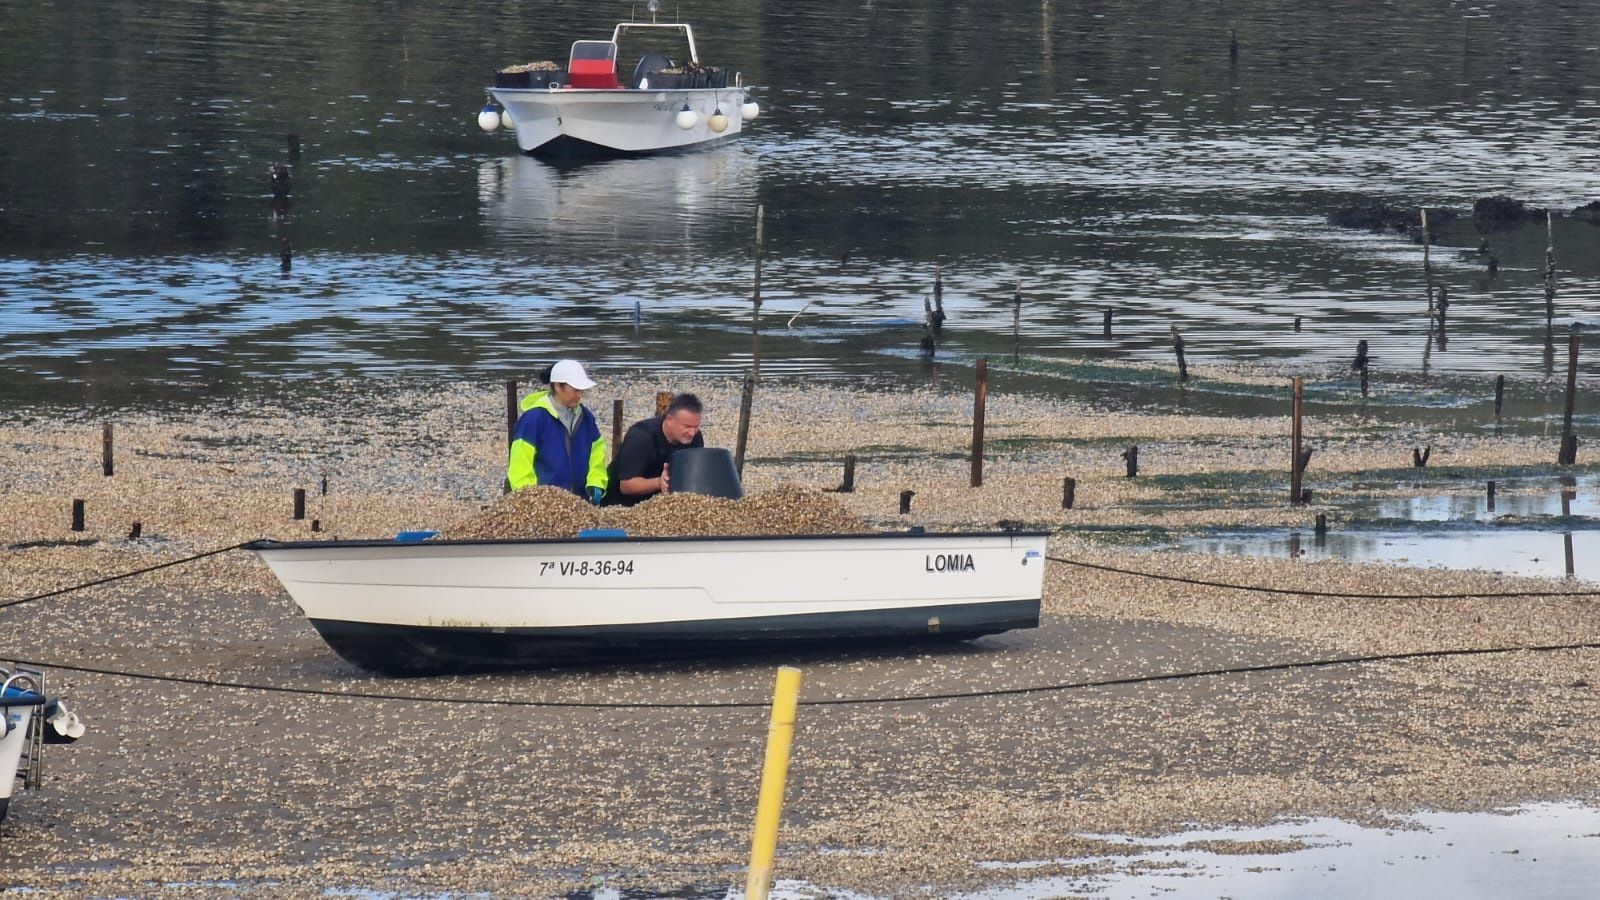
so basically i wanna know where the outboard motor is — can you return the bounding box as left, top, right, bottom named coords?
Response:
left=631, top=51, right=676, bottom=89
left=1, top=666, right=86, bottom=823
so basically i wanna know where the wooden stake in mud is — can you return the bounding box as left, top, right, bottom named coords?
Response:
left=1103, top=309, right=1113, bottom=337
left=610, top=399, right=624, bottom=452
left=129, top=522, right=142, bottom=539
left=1171, top=324, right=1188, bottom=381
left=1122, top=444, right=1138, bottom=477
left=899, top=490, right=915, bottom=514
left=1315, top=513, right=1328, bottom=537
left=1494, top=374, right=1506, bottom=421
left=102, top=422, right=114, bottom=477
left=71, top=499, right=85, bottom=532
left=735, top=372, right=756, bottom=478
left=1559, top=330, right=1580, bottom=465
left=932, top=264, right=945, bottom=334
left=655, top=391, right=672, bottom=417
left=1294, top=316, right=1301, bottom=332
left=1062, top=476, right=1076, bottom=509
left=293, top=488, right=307, bottom=520
left=1290, top=377, right=1305, bottom=505
left=970, top=359, right=988, bottom=488
left=839, top=454, right=856, bottom=493
left=505, top=380, right=518, bottom=447
left=1487, top=480, right=1496, bottom=511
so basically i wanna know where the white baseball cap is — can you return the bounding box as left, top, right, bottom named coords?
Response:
left=549, top=359, right=596, bottom=390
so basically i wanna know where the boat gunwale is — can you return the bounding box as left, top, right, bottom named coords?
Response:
left=246, top=530, right=1051, bottom=552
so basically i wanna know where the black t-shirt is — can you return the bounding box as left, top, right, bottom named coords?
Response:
left=605, top=416, right=705, bottom=506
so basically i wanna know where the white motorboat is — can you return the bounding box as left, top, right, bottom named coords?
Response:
left=1, top=665, right=86, bottom=823
left=248, top=531, right=1047, bottom=676
left=479, top=10, right=758, bottom=156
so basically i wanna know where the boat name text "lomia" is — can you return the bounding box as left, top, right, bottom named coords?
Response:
left=925, top=553, right=976, bottom=572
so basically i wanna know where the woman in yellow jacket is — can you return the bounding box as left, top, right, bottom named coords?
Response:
left=506, top=359, right=608, bottom=503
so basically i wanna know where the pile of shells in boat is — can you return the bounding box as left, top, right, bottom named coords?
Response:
left=498, top=60, right=562, bottom=73
left=441, top=485, right=600, bottom=540
left=441, top=484, right=870, bottom=540
left=614, top=485, right=872, bottom=538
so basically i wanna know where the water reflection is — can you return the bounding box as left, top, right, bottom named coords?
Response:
left=1185, top=527, right=1599, bottom=581
left=479, top=149, right=759, bottom=252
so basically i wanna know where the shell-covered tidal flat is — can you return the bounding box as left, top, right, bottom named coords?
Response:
left=2, top=376, right=1598, bottom=897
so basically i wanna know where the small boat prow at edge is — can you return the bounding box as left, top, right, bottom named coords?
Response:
left=477, top=5, right=759, bottom=156
left=249, top=531, right=1047, bottom=676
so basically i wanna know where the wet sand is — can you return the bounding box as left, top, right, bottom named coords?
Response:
left=3, top=377, right=1598, bottom=896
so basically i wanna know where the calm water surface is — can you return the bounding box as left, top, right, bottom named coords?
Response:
left=3, top=0, right=1600, bottom=405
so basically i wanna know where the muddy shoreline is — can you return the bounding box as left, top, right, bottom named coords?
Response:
left=3, top=377, right=1598, bottom=896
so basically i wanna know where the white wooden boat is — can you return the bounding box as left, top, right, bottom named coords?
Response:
left=481, top=13, right=758, bottom=156
left=248, top=532, right=1047, bottom=676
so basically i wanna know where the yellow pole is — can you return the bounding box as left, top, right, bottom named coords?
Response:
left=746, top=666, right=802, bottom=900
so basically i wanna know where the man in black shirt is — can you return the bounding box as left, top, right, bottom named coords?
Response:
left=605, top=393, right=705, bottom=506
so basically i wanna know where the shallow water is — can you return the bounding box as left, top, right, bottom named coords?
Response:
left=969, top=802, right=1600, bottom=900
left=4, top=1, right=1600, bottom=405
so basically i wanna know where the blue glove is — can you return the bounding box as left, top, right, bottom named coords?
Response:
left=587, top=486, right=604, bottom=506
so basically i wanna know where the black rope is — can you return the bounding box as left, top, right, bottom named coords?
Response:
left=0, top=542, right=252, bottom=611
left=7, top=640, right=1599, bottom=710
left=1047, top=555, right=1600, bottom=600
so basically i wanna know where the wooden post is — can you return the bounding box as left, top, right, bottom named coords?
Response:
left=128, top=522, right=142, bottom=539
left=656, top=391, right=672, bottom=417
left=932, top=264, right=945, bottom=334
left=1012, top=281, right=1022, bottom=364
left=320, top=473, right=329, bottom=496
left=1545, top=210, right=1557, bottom=321
left=735, top=373, right=756, bottom=478
left=1315, top=513, right=1327, bottom=536
left=970, top=359, right=988, bottom=488
left=898, top=490, right=914, bottom=514
left=752, top=204, right=765, bottom=378
left=1294, top=316, right=1301, bottom=332
left=505, top=380, right=518, bottom=447
left=1487, top=480, right=1496, bottom=511
left=71, top=499, right=85, bottom=532
left=1171, top=324, right=1188, bottom=381
left=311, top=519, right=321, bottom=533
left=1290, top=377, right=1304, bottom=505
left=1560, top=330, right=1580, bottom=465
left=1062, top=476, right=1076, bottom=509
left=102, top=422, right=114, bottom=476
left=1122, top=444, right=1138, bottom=477
left=293, top=488, right=306, bottom=520
left=1412, top=446, right=1431, bottom=468
left=1565, top=532, right=1576, bottom=576
left=1494, top=374, right=1505, bottom=419
left=612, top=398, right=624, bottom=450
left=839, top=454, right=856, bottom=493
left=1420, top=207, right=1431, bottom=273
left=1102, top=309, right=1113, bottom=337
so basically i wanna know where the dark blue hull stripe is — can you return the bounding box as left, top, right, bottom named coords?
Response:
left=308, top=600, right=1041, bottom=676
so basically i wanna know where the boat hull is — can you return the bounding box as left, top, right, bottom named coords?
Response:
left=251, top=532, right=1048, bottom=675
left=488, top=87, right=747, bottom=155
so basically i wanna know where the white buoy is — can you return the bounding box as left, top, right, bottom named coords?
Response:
left=477, top=105, right=501, bottom=132
left=740, top=100, right=760, bottom=121
left=500, top=108, right=516, bottom=130
left=708, top=108, right=728, bottom=133
left=675, top=103, right=698, bottom=130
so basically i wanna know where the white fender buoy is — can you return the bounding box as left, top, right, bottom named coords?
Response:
left=708, top=108, right=728, bottom=133
left=477, top=105, right=501, bottom=132
left=500, top=108, right=516, bottom=130
left=675, top=103, right=699, bottom=130
left=740, top=100, right=760, bottom=121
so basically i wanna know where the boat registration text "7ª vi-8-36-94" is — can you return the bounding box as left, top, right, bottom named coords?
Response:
left=925, top=553, right=976, bottom=572
left=540, top=559, right=637, bottom=577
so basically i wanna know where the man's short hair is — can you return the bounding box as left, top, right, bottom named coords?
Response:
left=665, top=393, right=702, bottom=417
